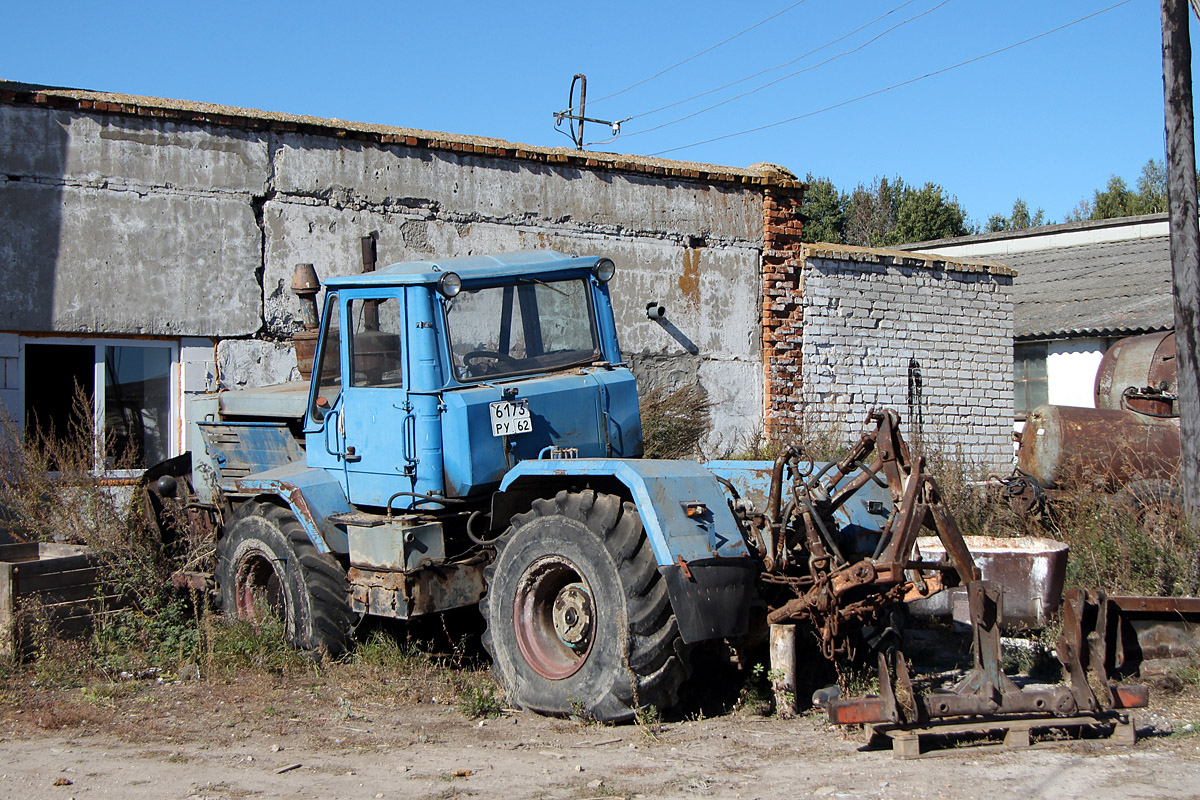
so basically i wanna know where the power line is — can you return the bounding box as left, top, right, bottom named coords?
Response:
left=623, top=0, right=918, bottom=125
left=649, top=0, right=1136, bottom=157
left=570, top=0, right=813, bottom=113
left=624, top=0, right=949, bottom=139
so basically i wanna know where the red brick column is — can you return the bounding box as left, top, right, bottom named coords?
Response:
left=761, top=186, right=806, bottom=441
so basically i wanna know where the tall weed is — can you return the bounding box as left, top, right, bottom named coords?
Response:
left=640, top=384, right=711, bottom=459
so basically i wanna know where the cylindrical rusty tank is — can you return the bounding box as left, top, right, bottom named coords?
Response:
left=291, top=263, right=322, bottom=382
left=1017, top=404, right=1181, bottom=490
left=1095, top=330, right=1177, bottom=414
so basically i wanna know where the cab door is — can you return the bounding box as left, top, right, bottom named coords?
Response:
left=303, top=292, right=350, bottom=480
left=338, top=291, right=437, bottom=509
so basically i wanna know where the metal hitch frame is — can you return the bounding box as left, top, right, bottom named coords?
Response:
left=827, top=581, right=1149, bottom=753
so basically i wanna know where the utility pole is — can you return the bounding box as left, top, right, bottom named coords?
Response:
left=1162, top=0, right=1200, bottom=515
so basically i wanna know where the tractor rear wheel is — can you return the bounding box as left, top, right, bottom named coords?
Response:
left=216, top=502, right=355, bottom=657
left=481, top=490, right=688, bottom=722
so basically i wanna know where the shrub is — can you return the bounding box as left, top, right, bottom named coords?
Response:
left=0, top=386, right=210, bottom=677
left=1048, top=487, right=1199, bottom=596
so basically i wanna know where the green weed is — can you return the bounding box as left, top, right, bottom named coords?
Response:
left=203, top=615, right=310, bottom=677
left=634, top=704, right=662, bottom=737
left=456, top=684, right=503, bottom=719
left=736, top=663, right=774, bottom=716
left=568, top=697, right=597, bottom=724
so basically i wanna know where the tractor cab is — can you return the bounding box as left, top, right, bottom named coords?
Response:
left=302, top=251, right=643, bottom=510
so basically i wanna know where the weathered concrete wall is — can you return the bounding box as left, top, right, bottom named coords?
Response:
left=766, top=244, right=1015, bottom=469
left=259, top=140, right=766, bottom=445
left=1, top=86, right=1018, bottom=462
left=0, top=105, right=265, bottom=335
left=0, top=84, right=784, bottom=446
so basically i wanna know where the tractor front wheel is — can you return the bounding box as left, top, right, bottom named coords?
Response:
left=216, top=502, right=356, bottom=657
left=482, top=490, right=688, bottom=722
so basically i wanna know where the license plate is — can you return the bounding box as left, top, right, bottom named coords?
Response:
left=490, top=401, right=532, bottom=437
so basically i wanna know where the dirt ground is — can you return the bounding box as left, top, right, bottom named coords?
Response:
left=0, top=665, right=1197, bottom=800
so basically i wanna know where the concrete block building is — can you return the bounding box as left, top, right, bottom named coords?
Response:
left=0, top=81, right=1015, bottom=472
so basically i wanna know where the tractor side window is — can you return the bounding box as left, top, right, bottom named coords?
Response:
left=312, top=296, right=341, bottom=416
left=349, top=297, right=404, bottom=388
left=445, top=279, right=599, bottom=381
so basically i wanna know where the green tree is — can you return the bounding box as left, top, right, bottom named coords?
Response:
left=1133, top=158, right=1167, bottom=214
left=1092, top=175, right=1138, bottom=219
left=801, top=174, right=973, bottom=247
left=798, top=174, right=846, bottom=243
left=985, top=198, right=1047, bottom=232
left=1063, top=198, right=1093, bottom=223
left=892, top=182, right=970, bottom=244
left=1071, top=159, right=1170, bottom=221
left=844, top=176, right=905, bottom=247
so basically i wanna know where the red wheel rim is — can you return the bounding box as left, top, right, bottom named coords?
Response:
left=513, top=556, right=595, bottom=680
left=235, top=552, right=284, bottom=621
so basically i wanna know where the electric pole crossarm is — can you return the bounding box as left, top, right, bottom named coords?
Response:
left=552, top=74, right=626, bottom=149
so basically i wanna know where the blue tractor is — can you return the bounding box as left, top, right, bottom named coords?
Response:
left=146, top=251, right=974, bottom=722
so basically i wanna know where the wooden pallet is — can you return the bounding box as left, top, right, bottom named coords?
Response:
left=868, top=712, right=1137, bottom=758
left=0, top=543, right=122, bottom=658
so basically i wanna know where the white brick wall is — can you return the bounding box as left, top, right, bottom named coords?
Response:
left=797, top=256, right=1013, bottom=469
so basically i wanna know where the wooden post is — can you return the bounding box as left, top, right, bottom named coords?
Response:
left=1163, top=0, right=1200, bottom=515
left=0, top=562, right=14, bottom=660
left=769, top=623, right=796, bottom=719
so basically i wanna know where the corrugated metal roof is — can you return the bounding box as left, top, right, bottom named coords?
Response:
left=1002, top=236, right=1174, bottom=339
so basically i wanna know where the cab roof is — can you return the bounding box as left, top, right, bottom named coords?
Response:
left=323, top=251, right=605, bottom=289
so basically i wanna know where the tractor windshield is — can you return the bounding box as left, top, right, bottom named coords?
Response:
left=444, top=278, right=600, bottom=381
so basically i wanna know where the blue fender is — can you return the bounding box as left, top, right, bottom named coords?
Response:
left=500, top=458, right=749, bottom=566
left=499, top=458, right=758, bottom=644
left=235, top=461, right=352, bottom=554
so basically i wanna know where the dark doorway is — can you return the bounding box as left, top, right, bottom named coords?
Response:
left=24, top=343, right=95, bottom=449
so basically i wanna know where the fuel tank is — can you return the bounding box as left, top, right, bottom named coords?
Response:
left=1095, top=330, right=1177, bottom=414
left=1017, top=404, right=1180, bottom=490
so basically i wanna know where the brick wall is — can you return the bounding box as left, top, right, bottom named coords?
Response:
left=764, top=243, right=1015, bottom=469
left=761, top=186, right=806, bottom=440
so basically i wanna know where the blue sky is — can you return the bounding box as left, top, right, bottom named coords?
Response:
left=1, top=0, right=1180, bottom=226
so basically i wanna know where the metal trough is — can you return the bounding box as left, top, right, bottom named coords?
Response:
left=908, top=535, right=1069, bottom=628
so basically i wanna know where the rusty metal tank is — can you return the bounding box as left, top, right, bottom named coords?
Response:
left=1017, top=404, right=1181, bottom=490
left=1094, top=330, right=1177, bottom=415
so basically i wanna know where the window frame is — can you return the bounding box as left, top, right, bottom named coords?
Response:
left=441, top=278, right=602, bottom=384
left=18, top=336, right=181, bottom=475
left=347, top=295, right=405, bottom=390
left=1013, top=341, right=1049, bottom=421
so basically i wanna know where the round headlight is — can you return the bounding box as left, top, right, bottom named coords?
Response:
left=437, top=272, right=462, bottom=298
left=593, top=258, right=616, bottom=282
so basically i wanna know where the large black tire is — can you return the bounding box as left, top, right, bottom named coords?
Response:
left=216, top=502, right=356, bottom=657
left=481, top=490, right=688, bottom=722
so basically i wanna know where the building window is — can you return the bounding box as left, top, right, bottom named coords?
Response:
left=1013, top=342, right=1048, bottom=419
left=22, top=339, right=177, bottom=470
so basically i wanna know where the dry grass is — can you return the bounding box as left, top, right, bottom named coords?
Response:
left=1046, top=486, right=1200, bottom=596
left=0, top=388, right=500, bottom=720
left=0, top=387, right=172, bottom=605
left=912, top=436, right=1199, bottom=596
left=709, top=415, right=850, bottom=462
left=640, top=384, right=711, bottom=459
